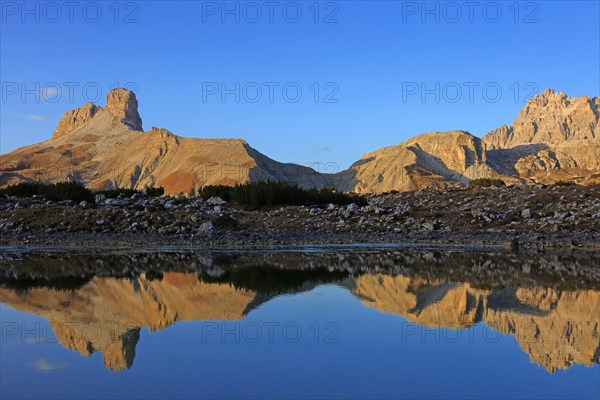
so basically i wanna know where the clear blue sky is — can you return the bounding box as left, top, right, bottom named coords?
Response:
left=1, top=1, right=599, bottom=171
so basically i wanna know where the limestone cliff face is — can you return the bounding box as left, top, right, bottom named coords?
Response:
left=337, top=90, right=600, bottom=192
left=351, top=275, right=600, bottom=372
left=480, top=89, right=600, bottom=184
left=105, top=88, right=143, bottom=131
left=483, top=89, right=599, bottom=148
left=336, top=130, right=500, bottom=193
left=0, top=273, right=262, bottom=371
left=52, top=89, right=142, bottom=140
left=53, top=102, right=101, bottom=139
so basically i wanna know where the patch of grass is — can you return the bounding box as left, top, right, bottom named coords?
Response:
left=0, top=181, right=93, bottom=203
left=199, top=181, right=366, bottom=209
left=468, top=178, right=506, bottom=188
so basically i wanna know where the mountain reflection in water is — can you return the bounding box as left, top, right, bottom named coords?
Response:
left=0, top=249, right=598, bottom=373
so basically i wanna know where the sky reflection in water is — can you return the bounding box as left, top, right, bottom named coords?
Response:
left=1, top=250, right=599, bottom=399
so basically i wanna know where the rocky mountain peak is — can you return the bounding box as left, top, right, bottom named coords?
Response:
left=106, top=88, right=143, bottom=131
left=52, top=102, right=101, bottom=139
left=531, top=88, right=565, bottom=105
left=4, top=87, right=599, bottom=194
left=51, top=88, right=143, bottom=140
left=482, top=89, right=599, bottom=149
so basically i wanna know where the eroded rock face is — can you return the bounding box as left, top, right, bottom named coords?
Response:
left=483, top=88, right=599, bottom=149
left=51, top=88, right=142, bottom=139
left=338, top=130, right=500, bottom=193
left=105, top=88, right=142, bottom=131
left=480, top=90, right=600, bottom=183
left=52, top=102, right=101, bottom=139
left=338, top=90, right=600, bottom=191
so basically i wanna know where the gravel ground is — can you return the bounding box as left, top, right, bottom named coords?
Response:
left=1, top=184, right=599, bottom=252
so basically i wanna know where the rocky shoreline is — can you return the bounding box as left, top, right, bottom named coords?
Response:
left=1, top=184, right=599, bottom=252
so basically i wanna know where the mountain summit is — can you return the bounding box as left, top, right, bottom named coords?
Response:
left=53, top=88, right=142, bottom=139
left=483, top=88, right=599, bottom=148
left=337, top=89, right=600, bottom=192
left=1, top=88, right=327, bottom=195
left=1, top=88, right=599, bottom=194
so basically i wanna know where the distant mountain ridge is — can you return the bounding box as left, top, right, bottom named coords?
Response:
left=0, top=88, right=328, bottom=194
left=1, top=88, right=598, bottom=194
left=337, top=89, right=600, bottom=192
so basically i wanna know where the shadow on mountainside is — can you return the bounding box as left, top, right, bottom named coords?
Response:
left=486, top=144, right=550, bottom=176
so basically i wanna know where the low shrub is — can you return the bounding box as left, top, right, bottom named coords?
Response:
left=305, top=186, right=366, bottom=206
left=145, top=186, right=165, bottom=196
left=199, top=181, right=366, bottom=209
left=199, top=185, right=232, bottom=201
left=468, top=178, right=506, bottom=188
left=0, top=183, right=166, bottom=203
left=96, top=186, right=165, bottom=198
left=553, top=180, right=576, bottom=187
left=0, top=181, right=93, bottom=203
left=96, top=188, right=138, bottom=199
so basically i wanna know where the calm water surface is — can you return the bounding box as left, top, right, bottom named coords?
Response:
left=1, top=248, right=598, bottom=399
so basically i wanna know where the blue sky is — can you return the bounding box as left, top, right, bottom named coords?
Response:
left=1, top=1, right=599, bottom=170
